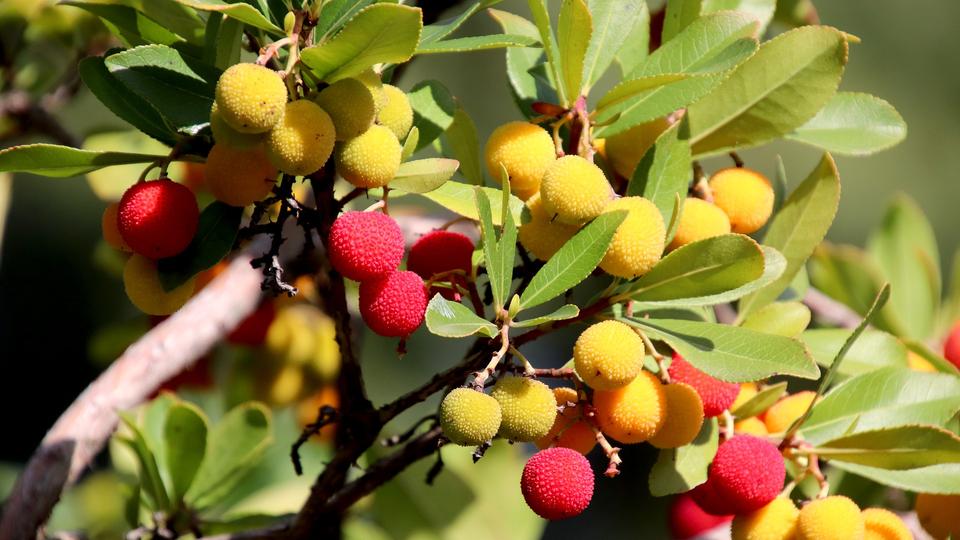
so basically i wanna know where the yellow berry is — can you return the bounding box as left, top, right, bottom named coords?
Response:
left=709, top=167, right=775, bottom=234
left=266, top=100, right=336, bottom=176
left=593, top=370, right=666, bottom=444
left=205, top=143, right=278, bottom=207
left=308, top=314, right=341, bottom=382
left=599, top=196, right=666, bottom=278
left=335, top=124, right=402, bottom=188
left=314, top=78, right=376, bottom=141
left=605, top=118, right=671, bottom=179
left=540, top=155, right=613, bottom=224
left=535, top=387, right=597, bottom=455
left=574, top=320, right=644, bottom=390
left=440, top=387, right=502, bottom=446
left=209, top=102, right=264, bottom=149
left=102, top=202, right=131, bottom=252
left=797, top=496, right=865, bottom=540
left=763, top=391, right=817, bottom=434
left=916, top=493, right=960, bottom=540
left=862, top=508, right=912, bottom=540
left=907, top=350, right=937, bottom=372
left=356, top=69, right=386, bottom=112
left=732, top=382, right=759, bottom=411
left=123, top=254, right=196, bottom=315
left=490, top=376, right=556, bottom=442
left=215, top=63, right=287, bottom=134
left=256, top=362, right=306, bottom=407
left=732, top=496, right=800, bottom=540
left=484, top=121, right=555, bottom=200
left=265, top=305, right=319, bottom=366
left=518, top=193, right=580, bottom=261
left=735, top=417, right=769, bottom=437
left=377, top=84, right=413, bottom=141
left=649, top=382, right=704, bottom=448
left=668, top=197, right=732, bottom=250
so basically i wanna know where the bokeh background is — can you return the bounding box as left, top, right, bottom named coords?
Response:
left=0, top=0, right=958, bottom=537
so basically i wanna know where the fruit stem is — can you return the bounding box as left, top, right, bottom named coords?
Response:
left=637, top=329, right=671, bottom=384
left=729, top=152, right=744, bottom=168
left=721, top=410, right=735, bottom=440
left=691, top=161, right=714, bottom=203
left=471, top=323, right=510, bottom=390
left=587, top=418, right=622, bottom=478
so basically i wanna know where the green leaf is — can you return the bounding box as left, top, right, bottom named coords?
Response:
left=626, top=117, right=691, bottom=227
left=662, top=0, right=703, bottom=44
left=702, top=0, right=776, bottom=33
left=582, top=0, right=646, bottom=89
left=593, top=73, right=690, bottom=115
left=526, top=0, right=566, bottom=105
left=0, top=144, right=166, bottom=178
left=624, top=317, right=819, bottom=382
left=163, top=402, right=208, bottom=501
left=389, top=159, right=459, bottom=194
left=315, top=0, right=375, bottom=39
left=830, top=461, right=960, bottom=495
left=401, top=127, right=419, bottom=162
left=476, top=188, right=514, bottom=312
left=520, top=211, right=627, bottom=310
left=688, top=26, right=848, bottom=156
left=649, top=418, right=718, bottom=496
left=739, top=301, right=811, bottom=338
left=808, top=243, right=893, bottom=331
left=157, top=202, right=242, bottom=291
left=415, top=34, right=537, bottom=54
left=738, top=153, right=841, bottom=318
left=904, top=340, right=960, bottom=376
left=83, top=131, right=187, bottom=201
left=787, top=92, right=907, bottom=155
left=176, top=0, right=283, bottom=34
left=64, top=2, right=185, bottom=47
left=419, top=0, right=504, bottom=45
left=557, top=0, right=591, bottom=102
left=732, top=382, right=787, bottom=419
left=488, top=8, right=556, bottom=116
left=613, top=1, right=650, bottom=78
left=425, top=294, right=497, bottom=338
left=418, top=182, right=523, bottom=226
left=408, top=80, right=456, bottom=152
left=512, top=304, right=579, bottom=328
left=800, top=328, right=908, bottom=379
left=118, top=412, right=170, bottom=511
left=300, top=4, right=422, bottom=82
left=211, top=15, right=243, bottom=71
left=444, top=109, right=483, bottom=186
left=814, top=425, right=960, bottom=470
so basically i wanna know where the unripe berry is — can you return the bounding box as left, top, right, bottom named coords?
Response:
left=356, top=69, right=386, bottom=112
left=709, top=167, right=775, bottom=234
left=358, top=271, right=428, bottom=337
left=407, top=230, right=474, bottom=300
left=540, top=155, right=613, bottom=224
left=731, top=496, right=799, bottom=540
left=335, top=124, right=402, bottom=188
left=518, top=193, right=579, bottom=261
left=118, top=178, right=199, bottom=259
left=327, top=211, right=404, bottom=282
left=490, top=375, right=556, bottom=442
left=599, top=196, right=666, bottom=278
left=484, top=121, right=555, bottom=200
left=731, top=382, right=759, bottom=411
left=907, top=350, right=937, bottom=372
left=102, top=202, right=131, bottom=252
left=862, top=508, right=911, bottom=540
left=668, top=354, right=739, bottom=418
left=605, top=117, right=671, bottom=179
left=376, top=84, right=413, bottom=141
left=734, top=417, right=769, bottom=436
left=535, top=387, right=596, bottom=455
left=215, top=63, right=287, bottom=133
left=707, top=435, right=785, bottom=514
left=797, top=496, right=865, bottom=540
left=649, top=382, right=704, bottom=449
left=205, top=143, right=277, bottom=207
left=439, top=387, right=502, bottom=446
left=763, top=391, right=817, bottom=434
left=669, top=492, right=732, bottom=540
left=943, top=322, right=960, bottom=369
left=668, top=198, right=732, bottom=250
left=209, top=102, right=263, bottom=149
left=593, top=370, right=666, bottom=444
left=314, top=78, right=377, bottom=140
left=573, top=320, right=644, bottom=390
left=123, top=255, right=196, bottom=315
left=521, top=447, right=594, bottom=520
left=266, top=100, right=336, bottom=175
left=915, top=493, right=960, bottom=540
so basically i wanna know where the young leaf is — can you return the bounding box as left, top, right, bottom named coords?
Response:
left=581, top=0, right=646, bottom=89
left=801, top=328, right=908, bottom=379
left=488, top=8, right=556, bottom=116
left=389, top=159, right=460, bottom=194
left=739, top=301, right=811, bottom=338
left=425, top=295, right=497, bottom=338
left=158, top=202, right=242, bottom=291
left=813, top=425, right=960, bottom=470
left=526, top=0, right=566, bottom=105
left=175, top=0, right=283, bottom=34
left=649, top=418, right=718, bottom=496
left=731, top=382, right=787, bottom=420
left=701, top=0, right=776, bottom=34
left=557, top=0, right=592, bottom=102
left=626, top=117, right=691, bottom=226
left=511, top=304, right=580, bottom=328
left=418, top=183, right=523, bottom=226
left=408, top=80, right=457, bottom=152
left=519, top=211, right=627, bottom=310
left=163, top=402, right=208, bottom=501
left=0, top=144, right=167, bottom=178
left=444, top=109, right=483, bottom=186
left=787, top=92, right=907, bottom=155
left=415, top=34, right=537, bottom=54
left=661, top=0, right=703, bottom=44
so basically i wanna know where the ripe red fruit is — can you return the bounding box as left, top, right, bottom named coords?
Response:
left=690, top=476, right=736, bottom=516
left=703, top=435, right=785, bottom=514
left=521, top=447, right=594, bottom=520
left=118, top=178, right=199, bottom=259
left=227, top=300, right=276, bottom=346
left=407, top=230, right=474, bottom=299
left=359, top=271, right=428, bottom=337
left=668, top=354, right=740, bottom=417
left=328, top=211, right=405, bottom=282
left=944, top=322, right=960, bottom=369
left=669, top=492, right=733, bottom=539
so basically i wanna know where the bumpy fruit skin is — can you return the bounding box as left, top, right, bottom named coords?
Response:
left=123, top=255, right=196, bottom=315
left=731, top=497, right=799, bottom=540
left=943, top=323, right=960, bottom=369
left=573, top=320, right=643, bottom=390
left=521, top=447, right=594, bottom=520
left=314, top=78, right=376, bottom=140
left=605, top=118, right=671, bottom=180
left=356, top=69, right=386, bottom=112
left=335, top=124, right=402, bottom=188
left=377, top=84, right=413, bottom=140
left=593, top=370, right=666, bottom=444
left=118, top=178, right=199, bottom=259
left=102, top=202, right=131, bottom=252
left=669, top=492, right=732, bottom=540
left=209, top=103, right=263, bottom=149
left=439, top=388, right=502, bottom=446
left=763, top=391, right=817, bottom=434
left=735, top=417, right=769, bottom=437
left=862, top=508, right=911, bottom=540
left=215, top=63, right=287, bottom=134
left=797, top=496, right=865, bottom=540
left=906, top=350, right=937, bottom=372
left=915, top=493, right=960, bottom=540
left=709, top=167, right=775, bottom=234
left=519, top=193, right=580, bottom=261
left=668, top=354, right=740, bottom=418
left=358, top=271, right=428, bottom=337
left=535, top=387, right=596, bottom=455
left=266, top=100, right=336, bottom=175
left=669, top=198, right=732, bottom=250
left=327, top=211, right=404, bottom=282
left=707, top=435, right=786, bottom=514
left=649, top=382, right=704, bottom=449
left=490, top=376, right=556, bottom=442
left=691, top=475, right=736, bottom=516
left=407, top=230, right=474, bottom=297
left=599, top=196, right=666, bottom=278
left=205, top=143, right=278, bottom=207
left=540, top=155, right=613, bottom=224
left=732, top=382, right=759, bottom=411
left=484, top=121, right=555, bottom=200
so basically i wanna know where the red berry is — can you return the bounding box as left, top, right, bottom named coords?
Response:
left=227, top=300, right=276, bottom=346
left=328, top=211, right=404, bottom=282
left=669, top=492, right=733, bottom=539
left=359, top=271, right=428, bottom=337
left=407, top=230, right=474, bottom=299
left=690, top=477, right=736, bottom=517
left=944, top=322, right=960, bottom=369
left=668, top=354, right=740, bottom=417
left=118, top=178, right=199, bottom=259
left=521, top=447, right=594, bottom=520
left=706, top=435, right=785, bottom=514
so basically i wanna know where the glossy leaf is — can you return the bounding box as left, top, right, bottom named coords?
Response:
left=389, top=159, right=460, bottom=194
left=0, top=144, right=166, bottom=178
left=418, top=183, right=523, bottom=226
left=415, top=34, right=537, bottom=55
left=511, top=304, right=580, bottom=328
left=557, top=0, right=591, bottom=102
left=814, top=425, right=960, bottom=470
left=581, top=0, right=646, bottom=89
left=176, top=0, right=283, bottom=34
left=831, top=462, right=960, bottom=495
left=314, top=0, right=376, bottom=39
left=787, top=92, right=907, bottom=155
left=800, top=328, right=908, bottom=379
left=593, top=73, right=689, bottom=114
left=649, top=418, right=718, bottom=496
left=163, top=402, right=208, bottom=501
left=732, top=382, right=787, bottom=420
left=408, top=80, right=456, bottom=152
left=158, top=202, right=243, bottom=291
left=739, top=301, right=811, bottom=338
left=626, top=117, right=691, bottom=226
left=425, top=295, right=497, bottom=338
left=419, top=0, right=505, bottom=45
left=444, top=109, right=483, bottom=186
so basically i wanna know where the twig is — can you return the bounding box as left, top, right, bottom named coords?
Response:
left=471, top=324, right=510, bottom=390
left=291, top=406, right=339, bottom=476
left=803, top=288, right=862, bottom=329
